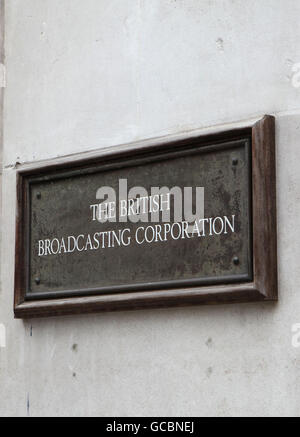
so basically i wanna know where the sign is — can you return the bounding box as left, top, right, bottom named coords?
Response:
left=14, top=115, right=277, bottom=318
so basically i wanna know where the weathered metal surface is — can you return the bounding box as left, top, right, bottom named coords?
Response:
left=27, top=138, right=252, bottom=300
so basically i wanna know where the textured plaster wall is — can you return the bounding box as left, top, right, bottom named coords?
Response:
left=1, top=0, right=300, bottom=416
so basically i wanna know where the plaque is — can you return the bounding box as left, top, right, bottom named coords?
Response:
left=14, top=115, right=277, bottom=318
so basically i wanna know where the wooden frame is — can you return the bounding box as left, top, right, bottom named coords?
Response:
left=14, top=115, right=277, bottom=318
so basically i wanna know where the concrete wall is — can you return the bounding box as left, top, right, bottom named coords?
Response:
left=0, top=0, right=4, bottom=305
left=1, top=0, right=300, bottom=416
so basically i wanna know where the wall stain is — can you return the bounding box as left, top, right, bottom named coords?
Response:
left=216, top=37, right=224, bottom=52
left=206, top=367, right=213, bottom=378
left=206, top=337, right=213, bottom=348
left=27, top=394, right=30, bottom=417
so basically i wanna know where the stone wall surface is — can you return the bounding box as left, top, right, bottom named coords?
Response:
left=1, top=0, right=300, bottom=417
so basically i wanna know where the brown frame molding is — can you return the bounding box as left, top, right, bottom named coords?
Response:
left=14, top=115, right=277, bottom=318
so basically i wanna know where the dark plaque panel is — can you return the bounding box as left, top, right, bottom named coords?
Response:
left=14, top=116, right=278, bottom=318
left=26, top=138, right=252, bottom=300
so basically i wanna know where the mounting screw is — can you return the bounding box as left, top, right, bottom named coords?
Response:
left=35, top=277, right=41, bottom=285
left=232, top=158, right=238, bottom=166
left=233, top=257, right=240, bottom=266
left=36, top=192, right=41, bottom=199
